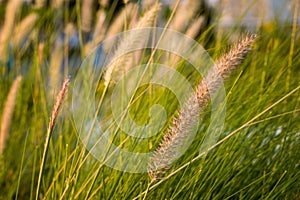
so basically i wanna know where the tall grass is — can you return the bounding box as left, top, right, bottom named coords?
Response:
left=0, top=0, right=299, bottom=199
left=149, top=34, right=257, bottom=181
left=0, top=76, right=22, bottom=155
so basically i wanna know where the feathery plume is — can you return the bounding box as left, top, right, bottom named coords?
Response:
left=149, top=94, right=200, bottom=181
left=196, top=34, right=257, bottom=109
left=49, top=78, right=70, bottom=132
left=103, top=3, right=160, bottom=86
left=169, top=0, right=203, bottom=32
left=36, top=77, right=70, bottom=199
left=81, top=0, right=94, bottom=33
left=131, top=2, right=159, bottom=29
left=149, top=34, right=257, bottom=181
left=38, top=42, right=45, bottom=65
left=167, top=16, right=205, bottom=68
left=49, top=44, right=64, bottom=94
left=215, top=34, right=257, bottom=78
left=0, top=76, right=22, bottom=155
left=51, top=0, right=64, bottom=8
left=0, top=0, right=22, bottom=62
left=84, top=9, right=107, bottom=53
left=13, top=13, right=38, bottom=48
left=34, top=0, right=46, bottom=8
left=105, top=3, right=138, bottom=39
left=93, top=9, right=107, bottom=40
left=186, top=16, right=205, bottom=39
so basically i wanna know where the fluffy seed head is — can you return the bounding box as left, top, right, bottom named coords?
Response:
left=0, top=76, right=22, bottom=155
left=149, top=34, right=257, bottom=181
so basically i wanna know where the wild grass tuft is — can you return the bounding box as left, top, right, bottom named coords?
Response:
left=0, top=76, right=22, bottom=155
left=35, top=78, right=70, bottom=200
left=0, top=1, right=299, bottom=199
left=149, top=34, right=257, bottom=181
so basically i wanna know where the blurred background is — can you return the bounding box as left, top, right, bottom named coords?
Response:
left=0, top=0, right=298, bottom=86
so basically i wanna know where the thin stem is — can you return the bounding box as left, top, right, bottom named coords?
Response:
left=134, top=84, right=300, bottom=200
left=35, top=78, right=69, bottom=200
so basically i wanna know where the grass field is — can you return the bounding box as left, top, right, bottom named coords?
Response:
left=0, top=0, right=299, bottom=199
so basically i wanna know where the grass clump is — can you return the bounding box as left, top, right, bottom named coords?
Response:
left=0, top=0, right=299, bottom=199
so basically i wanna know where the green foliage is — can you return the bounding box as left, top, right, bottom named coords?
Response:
left=0, top=1, right=299, bottom=199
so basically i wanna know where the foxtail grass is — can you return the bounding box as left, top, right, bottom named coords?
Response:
left=35, top=78, right=70, bottom=200
left=85, top=9, right=107, bottom=53
left=103, top=3, right=160, bottom=87
left=1, top=1, right=299, bottom=199
left=49, top=43, right=64, bottom=94
left=51, top=0, right=64, bottom=8
left=13, top=13, right=38, bottom=48
left=0, top=0, right=21, bottom=62
left=185, top=16, right=205, bottom=39
left=81, top=0, right=94, bottom=33
left=34, top=0, right=46, bottom=8
left=169, top=0, right=204, bottom=32
left=149, top=34, right=257, bottom=181
left=0, top=76, right=22, bottom=155
left=105, top=3, right=138, bottom=40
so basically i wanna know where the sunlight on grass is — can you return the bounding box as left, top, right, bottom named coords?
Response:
left=0, top=0, right=299, bottom=199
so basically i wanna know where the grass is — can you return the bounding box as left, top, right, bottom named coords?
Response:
left=0, top=0, right=300, bottom=199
